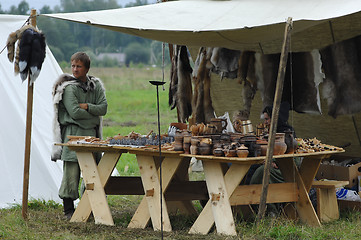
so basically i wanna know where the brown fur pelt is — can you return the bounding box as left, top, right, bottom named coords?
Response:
left=168, top=45, right=179, bottom=109
left=320, top=35, right=361, bottom=118
left=176, top=46, right=193, bottom=123
left=192, top=47, right=206, bottom=123
left=192, top=47, right=215, bottom=124
left=238, top=51, right=257, bottom=114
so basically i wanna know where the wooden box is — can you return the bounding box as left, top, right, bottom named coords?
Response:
left=316, top=155, right=361, bottom=188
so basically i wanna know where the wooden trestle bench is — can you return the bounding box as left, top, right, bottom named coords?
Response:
left=311, top=180, right=349, bottom=222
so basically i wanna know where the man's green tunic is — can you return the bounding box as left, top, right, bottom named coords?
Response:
left=58, top=78, right=107, bottom=162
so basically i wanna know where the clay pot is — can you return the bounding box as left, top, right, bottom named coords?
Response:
left=284, top=130, right=298, bottom=154
left=213, top=147, right=224, bottom=157
left=273, top=133, right=287, bottom=155
left=236, top=144, right=249, bottom=158
left=257, top=140, right=268, bottom=156
left=224, top=149, right=237, bottom=157
left=190, top=145, right=198, bottom=155
left=199, top=145, right=212, bottom=155
left=183, top=142, right=190, bottom=154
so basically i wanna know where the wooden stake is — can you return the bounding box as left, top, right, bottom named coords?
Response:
left=256, top=17, right=293, bottom=223
left=22, top=9, right=37, bottom=220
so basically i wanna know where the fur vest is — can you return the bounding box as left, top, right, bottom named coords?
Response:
left=51, top=73, right=104, bottom=161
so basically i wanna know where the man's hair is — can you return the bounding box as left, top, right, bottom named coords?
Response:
left=71, top=52, right=91, bottom=69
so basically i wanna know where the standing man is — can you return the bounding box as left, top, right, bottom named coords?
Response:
left=51, top=52, right=107, bottom=219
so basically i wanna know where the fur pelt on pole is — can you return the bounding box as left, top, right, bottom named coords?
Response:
left=320, top=35, right=361, bottom=118
left=6, top=24, right=46, bottom=85
left=192, top=47, right=215, bottom=124
left=168, top=45, right=179, bottom=110
left=176, top=46, right=193, bottom=123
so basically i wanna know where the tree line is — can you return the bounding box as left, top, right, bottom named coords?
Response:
left=1, top=0, right=170, bottom=67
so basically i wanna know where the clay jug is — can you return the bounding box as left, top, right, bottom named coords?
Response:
left=284, top=130, right=298, bottom=154
left=273, top=133, right=287, bottom=155
left=257, top=139, right=268, bottom=156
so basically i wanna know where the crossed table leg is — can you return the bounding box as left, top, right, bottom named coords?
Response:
left=189, top=161, right=252, bottom=236
left=128, top=153, right=190, bottom=231
left=70, top=150, right=125, bottom=225
left=189, top=153, right=331, bottom=235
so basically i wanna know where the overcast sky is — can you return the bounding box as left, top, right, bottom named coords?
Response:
left=1, top=0, right=157, bottom=11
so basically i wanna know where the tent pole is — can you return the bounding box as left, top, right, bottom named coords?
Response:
left=22, top=9, right=36, bottom=220
left=256, top=17, right=293, bottom=223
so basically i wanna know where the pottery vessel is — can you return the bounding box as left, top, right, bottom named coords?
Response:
left=224, top=149, right=237, bottom=157
left=190, top=145, right=198, bottom=155
left=284, top=130, right=298, bottom=154
left=199, top=145, right=212, bottom=155
left=213, top=147, right=224, bottom=157
left=236, top=144, right=249, bottom=158
left=273, top=133, right=287, bottom=155
left=257, top=140, right=268, bottom=156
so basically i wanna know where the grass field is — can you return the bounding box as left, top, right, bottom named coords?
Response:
left=1, top=67, right=360, bottom=239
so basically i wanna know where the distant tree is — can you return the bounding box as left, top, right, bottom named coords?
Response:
left=125, top=0, right=148, bottom=8
left=39, top=5, right=53, bottom=14
left=124, top=42, right=150, bottom=65
left=17, top=0, right=30, bottom=14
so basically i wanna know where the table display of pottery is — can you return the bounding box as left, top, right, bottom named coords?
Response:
left=65, top=121, right=344, bottom=157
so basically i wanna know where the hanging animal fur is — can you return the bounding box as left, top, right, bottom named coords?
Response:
left=6, top=24, right=46, bottom=85
left=192, top=47, right=215, bottom=124
left=176, top=46, right=193, bottom=123
left=168, top=45, right=179, bottom=110
left=320, top=35, right=361, bottom=118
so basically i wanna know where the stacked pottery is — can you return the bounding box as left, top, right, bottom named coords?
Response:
left=237, top=144, right=249, bottom=158
left=199, top=138, right=212, bottom=155
left=173, top=130, right=184, bottom=151
left=182, top=131, right=192, bottom=154
left=213, top=142, right=224, bottom=157
left=190, top=137, right=200, bottom=155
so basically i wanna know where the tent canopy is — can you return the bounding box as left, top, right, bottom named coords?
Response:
left=43, top=0, right=361, bottom=54
left=0, top=15, right=63, bottom=208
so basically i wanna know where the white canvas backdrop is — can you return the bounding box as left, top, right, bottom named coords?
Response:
left=44, top=0, right=361, bottom=54
left=0, top=14, right=63, bottom=208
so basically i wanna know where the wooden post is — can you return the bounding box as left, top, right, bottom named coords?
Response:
left=22, top=9, right=37, bottom=220
left=256, top=17, right=293, bottom=223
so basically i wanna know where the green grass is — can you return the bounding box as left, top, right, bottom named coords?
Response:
left=1, top=67, right=360, bottom=239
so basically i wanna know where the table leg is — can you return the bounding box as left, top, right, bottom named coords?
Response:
left=277, top=158, right=321, bottom=227
left=189, top=162, right=249, bottom=235
left=71, top=151, right=122, bottom=225
left=129, top=155, right=182, bottom=231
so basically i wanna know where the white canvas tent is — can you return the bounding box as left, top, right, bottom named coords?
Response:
left=43, top=0, right=361, bottom=54
left=0, top=15, right=63, bottom=208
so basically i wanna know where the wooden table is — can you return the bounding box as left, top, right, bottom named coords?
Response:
left=60, top=143, right=344, bottom=236
left=182, top=150, right=344, bottom=236
left=62, top=143, right=198, bottom=231
left=63, top=144, right=127, bottom=225
left=124, top=146, right=193, bottom=232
